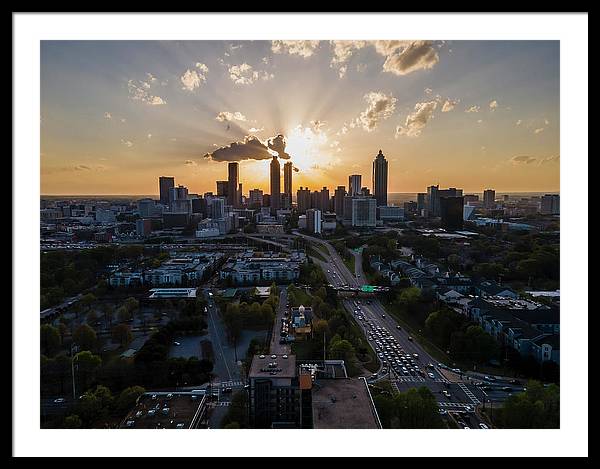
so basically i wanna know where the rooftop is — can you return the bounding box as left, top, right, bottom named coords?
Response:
left=148, top=288, right=197, bottom=299
left=249, top=354, right=297, bottom=379
left=312, top=378, right=381, bottom=429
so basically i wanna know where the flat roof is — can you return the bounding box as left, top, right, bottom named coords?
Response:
left=312, top=378, right=380, bottom=429
left=249, top=354, right=297, bottom=379
left=148, top=288, right=197, bottom=299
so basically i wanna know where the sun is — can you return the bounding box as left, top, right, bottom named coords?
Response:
left=285, top=125, right=329, bottom=172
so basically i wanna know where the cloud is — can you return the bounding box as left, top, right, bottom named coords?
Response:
left=228, top=63, right=274, bottom=85
left=267, top=134, right=291, bottom=159
left=310, top=120, right=327, bottom=133
left=356, top=63, right=367, bottom=73
left=540, top=155, right=560, bottom=165
left=248, top=127, right=264, bottom=132
left=510, top=155, right=538, bottom=165
left=120, top=139, right=133, bottom=147
left=424, top=88, right=433, bottom=95
left=104, top=112, right=112, bottom=119
left=379, top=40, right=439, bottom=76
left=356, top=91, right=397, bottom=132
left=204, top=134, right=290, bottom=162
left=329, top=40, right=367, bottom=77
left=395, top=100, right=438, bottom=138
left=74, top=164, right=91, bottom=171
left=465, top=105, right=480, bottom=113
left=441, top=99, right=458, bottom=112
left=128, top=79, right=166, bottom=105
left=271, top=40, right=320, bottom=58
left=181, top=69, right=205, bottom=92
left=534, top=127, right=545, bottom=134
left=184, top=160, right=197, bottom=166
left=196, top=63, right=209, bottom=74
left=215, top=111, right=247, bottom=122
left=489, top=100, right=498, bottom=110
left=477, top=119, right=483, bottom=124
left=516, top=119, right=522, bottom=126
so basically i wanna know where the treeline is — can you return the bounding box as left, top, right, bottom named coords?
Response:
left=372, top=383, right=444, bottom=428
left=40, top=245, right=146, bottom=309
left=491, top=381, right=559, bottom=428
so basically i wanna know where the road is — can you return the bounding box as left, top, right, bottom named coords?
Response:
left=292, top=232, right=504, bottom=428
left=270, top=288, right=291, bottom=355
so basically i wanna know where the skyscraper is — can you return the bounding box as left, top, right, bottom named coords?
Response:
left=159, top=176, right=175, bottom=206
left=349, top=174, right=362, bottom=196
left=483, top=189, right=496, bottom=209
left=334, top=186, right=346, bottom=220
left=284, top=162, right=293, bottom=199
left=228, top=162, right=239, bottom=208
left=372, top=149, right=388, bottom=207
left=297, top=187, right=311, bottom=214
left=270, top=156, right=281, bottom=211
left=216, top=180, right=228, bottom=198
left=440, top=196, right=464, bottom=231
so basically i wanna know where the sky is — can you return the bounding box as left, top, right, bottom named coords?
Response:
left=40, top=40, right=560, bottom=196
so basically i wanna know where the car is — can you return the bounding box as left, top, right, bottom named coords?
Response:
left=173, top=341, right=181, bottom=346
left=509, top=379, right=520, bottom=385
left=479, top=423, right=489, bottom=429
left=465, top=405, right=473, bottom=412
left=462, top=426, right=470, bottom=429
left=484, top=375, right=496, bottom=382
left=413, top=353, right=419, bottom=359
left=438, top=409, right=447, bottom=415
left=381, top=314, right=386, bottom=318
left=502, top=386, right=513, bottom=392
left=53, top=398, right=66, bottom=404
left=396, top=325, right=401, bottom=330
left=428, top=372, right=435, bottom=379
left=442, top=390, right=451, bottom=398
left=407, top=336, right=413, bottom=341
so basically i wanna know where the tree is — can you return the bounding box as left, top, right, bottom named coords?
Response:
left=499, top=381, right=559, bottom=428
left=80, top=293, right=97, bottom=312
left=117, top=306, right=132, bottom=323
left=116, top=386, right=145, bottom=414
left=63, top=414, right=82, bottom=428
left=73, top=324, right=97, bottom=351
left=40, top=324, right=61, bottom=357
left=76, top=385, right=112, bottom=426
left=73, top=351, right=102, bottom=391
left=111, top=324, right=133, bottom=347
left=87, top=310, right=98, bottom=325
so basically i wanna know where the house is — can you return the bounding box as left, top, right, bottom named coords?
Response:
left=475, top=280, right=518, bottom=299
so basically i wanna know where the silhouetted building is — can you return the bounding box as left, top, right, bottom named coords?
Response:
left=297, top=187, right=311, bottom=214
left=427, top=185, right=463, bottom=217
left=334, top=186, right=346, bottom=220
left=372, top=149, right=388, bottom=207
left=228, top=162, right=239, bottom=208
left=159, top=176, right=175, bottom=206
left=284, top=161, right=293, bottom=201
left=270, top=156, right=281, bottom=212
left=216, top=180, right=228, bottom=198
left=483, top=189, right=496, bottom=209
left=306, top=209, right=322, bottom=234
left=440, top=196, right=464, bottom=230
left=349, top=174, right=362, bottom=196
left=540, top=194, right=560, bottom=215
left=249, top=188, right=263, bottom=207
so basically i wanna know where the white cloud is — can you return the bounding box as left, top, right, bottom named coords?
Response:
left=441, top=99, right=458, bottom=112
left=120, top=118, right=126, bottom=123
left=534, top=127, right=545, bottom=134
left=477, top=119, right=483, bottom=124
left=465, top=105, right=480, bottom=113
left=516, top=119, right=522, bottom=126
left=395, top=100, right=438, bottom=138
left=424, top=88, right=433, bottom=95
left=544, top=118, right=550, bottom=125
left=540, top=155, right=559, bottom=165
left=147, top=133, right=152, bottom=139
left=271, top=40, right=320, bottom=58
left=248, top=127, right=264, bottom=133
left=356, top=91, right=397, bottom=132
left=180, top=69, right=204, bottom=91
left=216, top=111, right=247, bottom=122
left=228, top=63, right=274, bottom=85
left=510, top=155, right=538, bottom=165
left=489, top=99, right=499, bottom=110
left=310, top=120, right=327, bottom=133
left=128, top=79, right=166, bottom=106
left=103, top=112, right=112, bottom=119
left=120, top=139, right=133, bottom=148
left=184, top=160, right=197, bottom=166
left=379, top=40, right=439, bottom=76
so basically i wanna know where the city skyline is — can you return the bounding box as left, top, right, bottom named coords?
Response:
left=41, top=40, right=560, bottom=195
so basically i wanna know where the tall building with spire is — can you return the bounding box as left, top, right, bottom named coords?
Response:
left=372, top=149, right=388, bottom=207
left=270, top=155, right=281, bottom=212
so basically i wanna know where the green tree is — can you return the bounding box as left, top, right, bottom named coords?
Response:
left=40, top=324, right=61, bottom=357
left=73, top=350, right=102, bottom=391
left=63, top=414, right=83, bottom=428
left=111, top=323, right=133, bottom=347
left=116, top=386, right=145, bottom=414
left=117, top=305, right=132, bottom=323
left=80, top=293, right=97, bottom=312
left=73, top=324, right=97, bottom=351
left=87, top=310, right=98, bottom=325
left=499, top=381, right=559, bottom=428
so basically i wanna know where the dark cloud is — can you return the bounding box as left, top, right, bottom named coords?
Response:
left=510, top=155, right=538, bottom=165
left=267, top=134, right=291, bottom=159
left=203, top=135, right=273, bottom=162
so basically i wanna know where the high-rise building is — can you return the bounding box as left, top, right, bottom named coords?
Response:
left=159, top=176, right=175, bottom=206
left=483, top=189, right=496, bottom=209
left=297, top=187, right=311, bottom=214
left=417, top=193, right=426, bottom=215
left=238, top=183, right=243, bottom=207
left=249, top=189, right=264, bottom=207
left=306, top=209, right=322, bottom=234
left=169, top=185, right=189, bottom=203
left=210, top=197, right=226, bottom=219
left=216, top=180, right=228, bottom=198
left=284, top=162, right=293, bottom=198
left=137, top=198, right=156, bottom=218
left=351, top=197, right=377, bottom=228
left=270, top=156, right=281, bottom=212
left=427, top=185, right=463, bottom=217
left=440, top=196, right=464, bottom=231
left=540, top=194, right=560, bottom=215
left=334, top=186, right=346, bottom=220
left=372, top=149, right=388, bottom=207
left=317, top=187, right=329, bottom=212
left=360, top=187, right=371, bottom=196
left=228, top=162, right=240, bottom=208
left=464, top=194, right=480, bottom=205
left=349, top=174, right=362, bottom=196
